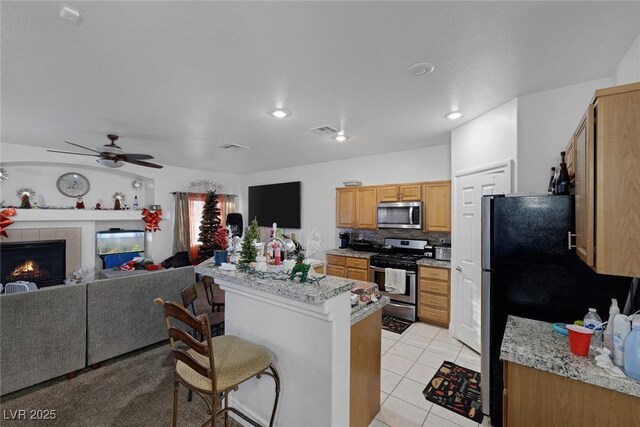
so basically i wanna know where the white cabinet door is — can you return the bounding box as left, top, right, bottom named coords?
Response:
left=453, top=170, right=507, bottom=352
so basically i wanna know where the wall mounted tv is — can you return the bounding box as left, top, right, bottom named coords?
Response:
left=248, top=181, right=301, bottom=229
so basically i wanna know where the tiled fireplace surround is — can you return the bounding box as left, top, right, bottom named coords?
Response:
left=3, top=228, right=82, bottom=279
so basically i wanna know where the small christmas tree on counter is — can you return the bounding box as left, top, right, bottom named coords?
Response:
left=238, top=218, right=260, bottom=268
left=197, top=191, right=222, bottom=263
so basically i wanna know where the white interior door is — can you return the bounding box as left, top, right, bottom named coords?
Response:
left=452, top=168, right=508, bottom=352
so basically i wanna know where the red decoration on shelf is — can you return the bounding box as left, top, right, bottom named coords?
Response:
left=1, top=208, right=17, bottom=238
left=142, top=208, right=162, bottom=232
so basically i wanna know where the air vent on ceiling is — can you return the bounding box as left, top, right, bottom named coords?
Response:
left=219, top=143, right=250, bottom=150
left=309, top=125, right=339, bottom=135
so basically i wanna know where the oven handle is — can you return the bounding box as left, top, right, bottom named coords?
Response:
left=370, top=265, right=416, bottom=275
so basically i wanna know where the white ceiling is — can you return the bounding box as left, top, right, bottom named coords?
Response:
left=2, top=1, right=639, bottom=173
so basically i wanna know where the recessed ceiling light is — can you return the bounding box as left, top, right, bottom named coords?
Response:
left=268, top=108, right=291, bottom=119
left=334, top=134, right=350, bottom=142
left=407, top=62, right=435, bottom=77
left=446, top=111, right=463, bottom=120
left=59, top=6, right=81, bottom=24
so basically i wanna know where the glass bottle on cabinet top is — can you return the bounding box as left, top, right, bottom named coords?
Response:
left=555, top=151, right=570, bottom=195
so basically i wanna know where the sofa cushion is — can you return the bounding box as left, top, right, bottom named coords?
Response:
left=0, top=283, right=87, bottom=396
left=86, top=266, right=195, bottom=365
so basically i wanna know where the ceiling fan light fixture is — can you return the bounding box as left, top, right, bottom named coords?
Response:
left=97, top=158, right=124, bottom=168
left=268, top=108, right=291, bottom=119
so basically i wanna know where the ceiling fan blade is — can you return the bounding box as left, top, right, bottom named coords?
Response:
left=46, top=149, right=100, bottom=157
left=123, top=159, right=164, bottom=169
left=64, top=141, right=103, bottom=154
left=120, top=153, right=154, bottom=161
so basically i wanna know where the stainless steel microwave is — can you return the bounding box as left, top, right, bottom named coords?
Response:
left=376, top=201, right=423, bottom=229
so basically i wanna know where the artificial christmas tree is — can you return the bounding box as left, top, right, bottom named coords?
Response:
left=196, top=191, right=222, bottom=263
left=238, top=218, right=260, bottom=268
left=20, top=193, right=31, bottom=209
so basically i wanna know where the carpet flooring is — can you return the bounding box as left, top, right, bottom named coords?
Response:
left=0, top=343, right=241, bottom=427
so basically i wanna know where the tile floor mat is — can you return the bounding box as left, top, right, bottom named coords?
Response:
left=382, top=314, right=414, bottom=334
left=422, top=360, right=484, bottom=423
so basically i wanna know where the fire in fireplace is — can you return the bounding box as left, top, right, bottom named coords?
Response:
left=10, top=259, right=51, bottom=282
left=1, top=240, right=66, bottom=288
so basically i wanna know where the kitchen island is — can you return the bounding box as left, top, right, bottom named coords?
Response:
left=500, top=316, right=640, bottom=426
left=195, top=260, right=388, bottom=427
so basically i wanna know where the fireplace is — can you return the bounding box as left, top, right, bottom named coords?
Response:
left=1, top=240, right=66, bottom=288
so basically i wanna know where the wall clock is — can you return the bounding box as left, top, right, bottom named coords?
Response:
left=57, top=173, right=90, bottom=197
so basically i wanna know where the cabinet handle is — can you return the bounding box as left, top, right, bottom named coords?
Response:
left=567, top=231, right=576, bottom=249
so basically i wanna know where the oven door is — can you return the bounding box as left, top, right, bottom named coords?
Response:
left=369, top=266, right=416, bottom=304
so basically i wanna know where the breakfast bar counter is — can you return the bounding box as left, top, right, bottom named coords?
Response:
left=195, top=260, right=387, bottom=427
left=499, top=315, right=640, bottom=426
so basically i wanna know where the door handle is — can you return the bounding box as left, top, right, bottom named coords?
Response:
left=567, top=231, right=576, bottom=249
left=456, top=266, right=462, bottom=272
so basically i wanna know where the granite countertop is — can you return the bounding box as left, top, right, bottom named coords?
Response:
left=196, top=261, right=356, bottom=305
left=416, top=258, right=451, bottom=268
left=351, top=296, right=389, bottom=325
left=500, top=315, right=640, bottom=398
left=325, top=249, right=377, bottom=259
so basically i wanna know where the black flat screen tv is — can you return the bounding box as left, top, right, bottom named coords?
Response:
left=248, top=181, right=301, bottom=229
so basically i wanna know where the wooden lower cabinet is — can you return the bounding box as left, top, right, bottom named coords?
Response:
left=327, top=255, right=369, bottom=282
left=418, top=266, right=450, bottom=326
left=503, top=361, right=640, bottom=426
left=350, top=310, right=381, bottom=427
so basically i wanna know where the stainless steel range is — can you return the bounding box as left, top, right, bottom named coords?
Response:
left=369, top=238, right=427, bottom=322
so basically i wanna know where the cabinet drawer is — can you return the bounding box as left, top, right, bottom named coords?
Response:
left=418, top=305, right=448, bottom=324
left=419, top=266, right=449, bottom=281
left=420, top=292, right=448, bottom=310
left=327, top=265, right=346, bottom=278
left=346, top=257, right=368, bottom=269
left=326, top=254, right=346, bottom=266
left=419, top=279, right=448, bottom=295
left=347, top=268, right=369, bottom=282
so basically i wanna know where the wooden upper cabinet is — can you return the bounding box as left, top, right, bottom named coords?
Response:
left=565, top=135, right=576, bottom=182
left=423, top=181, right=451, bottom=232
left=378, top=184, right=422, bottom=202
left=356, top=187, right=377, bottom=229
left=336, top=188, right=356, bottom=228
left=399, top=184, right=422, bottom=201
left=377, top=186, right=399, bottom=202
left=573, top=82, right=640, bottom=277
left=574, top=108, right=594, bottom=268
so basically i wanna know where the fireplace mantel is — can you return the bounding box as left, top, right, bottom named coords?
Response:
left=11, top=209, right=143, bottom=223
left=5, top=209, right=147, bottom=274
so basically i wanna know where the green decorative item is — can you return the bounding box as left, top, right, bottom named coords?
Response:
left=238, top=218, right=260, bottom=268
left=20, top=193, right=31, bottom=209
left=197, top=191, right=222, bottom=263
left=289, top=263, right=311, bottom=283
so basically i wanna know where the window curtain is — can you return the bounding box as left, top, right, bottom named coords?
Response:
left=221, top=194, right=237, bottom=225
left=172, top=192, right=191, bottom=255
left=188, top=193, right=206, bottom=262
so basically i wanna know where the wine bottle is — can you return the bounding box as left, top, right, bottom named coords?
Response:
left=547, top=167, right=556, bottom=195
left=555, top=151, right=570, bottom=195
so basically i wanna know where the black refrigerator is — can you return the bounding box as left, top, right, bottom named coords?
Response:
left=480, top=194, right=631, bottom=426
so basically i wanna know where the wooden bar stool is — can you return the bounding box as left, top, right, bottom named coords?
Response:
left=181, top=284, right=224, bottom=337
left=203, top=275, right=226, bottom=312
left=154, top=298, right=281, bottom=427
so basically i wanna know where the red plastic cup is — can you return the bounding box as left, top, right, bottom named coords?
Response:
left=566, top=324, right=593, bottom=357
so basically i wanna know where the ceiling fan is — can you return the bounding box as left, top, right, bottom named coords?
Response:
left=47, top=134, right=163, bottom=169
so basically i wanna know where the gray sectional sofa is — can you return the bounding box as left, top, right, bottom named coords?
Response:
left=0, top=266, right=195, bottom=396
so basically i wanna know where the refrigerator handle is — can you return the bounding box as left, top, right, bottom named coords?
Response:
left=567, top=231, right=576, bottom=249
left=481, top=196, right=492, bottom=270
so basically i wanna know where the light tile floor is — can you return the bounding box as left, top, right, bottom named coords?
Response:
left=371, top=322, right=491, bottom=427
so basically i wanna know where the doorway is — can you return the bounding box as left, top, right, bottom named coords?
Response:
left=450, top=161, right=513, bottom=352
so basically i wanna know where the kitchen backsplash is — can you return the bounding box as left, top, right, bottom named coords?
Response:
left=342, top=229, right=450, bottom=245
